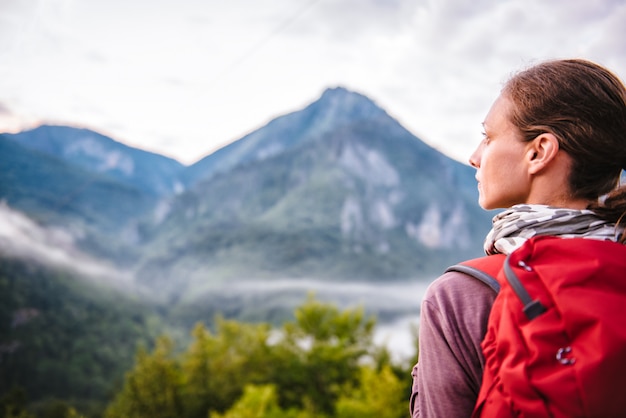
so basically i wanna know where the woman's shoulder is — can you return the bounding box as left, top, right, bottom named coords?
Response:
left=423, top=269, right=497, bottom=310
left=420, top=269, right=498, bottom=350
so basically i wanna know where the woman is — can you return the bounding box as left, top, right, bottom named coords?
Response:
left=410, top=58, right=626, bottom=417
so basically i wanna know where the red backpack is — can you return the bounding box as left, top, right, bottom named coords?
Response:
left=452, top=236, right=626, bottom=418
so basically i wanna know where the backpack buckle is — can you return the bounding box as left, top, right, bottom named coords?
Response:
left=556, top=346, right=576, bottom=365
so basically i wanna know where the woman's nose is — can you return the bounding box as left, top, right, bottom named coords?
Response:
left=469, top=147, right=481, bottom=168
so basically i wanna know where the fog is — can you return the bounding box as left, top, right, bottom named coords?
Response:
left=208, top=278, right=431, bottom=362
left=0, top=202, right=134, bottom=286
left=373, top=314, right=420, bottom=363
left=0, top=201, right=431, bottom=362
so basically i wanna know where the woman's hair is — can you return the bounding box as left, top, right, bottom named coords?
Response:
left=502, top=59, right=626, bottom=240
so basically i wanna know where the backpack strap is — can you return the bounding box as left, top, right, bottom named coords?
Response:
left=445, top=255, right=505, bottom=294
left=503, top=253, right=547, bottom=320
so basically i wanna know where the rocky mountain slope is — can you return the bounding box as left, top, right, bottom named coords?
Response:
left=0, top=87, right=492, bottom=301
left=133, top=87, right=492, bottom=300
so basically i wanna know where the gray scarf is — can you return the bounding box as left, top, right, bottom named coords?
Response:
left=484, top=204, right=624, bottom=255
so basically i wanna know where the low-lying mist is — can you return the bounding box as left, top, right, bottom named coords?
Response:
left=177, top=277, right=431, bottom=362
left=0, top=202, right=134, bottom=286
left=0, top=201, right=431, bottom=362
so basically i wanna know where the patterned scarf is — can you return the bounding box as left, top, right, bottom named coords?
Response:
left=484, top=204, right=624, bottom=255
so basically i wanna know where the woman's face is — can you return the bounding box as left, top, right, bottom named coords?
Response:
left=469, top=94, right=533, bottom=210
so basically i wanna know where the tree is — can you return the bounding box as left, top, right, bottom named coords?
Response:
left=335, top=366, right=407, bottom=418
left=103, top=295, right=415, bottom=418
left=104, top=337, right=184, bottom=418
left=181, top=320, right=273, bottom=417
left=0, top=387, right=34, bottom=418
left=268, top=295, right=376, bottom=415
left=211, top=384, right=308, bottom=418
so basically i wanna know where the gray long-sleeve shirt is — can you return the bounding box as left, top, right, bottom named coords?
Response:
left=410, top=270, right=497, bottom=417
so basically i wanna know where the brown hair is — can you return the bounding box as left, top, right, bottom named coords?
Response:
left=503, top=59, right=626, bottom=241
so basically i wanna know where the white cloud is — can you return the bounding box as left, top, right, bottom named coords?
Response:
left=0, top=202, right=134, bottom=286
left=0, top=0, right=624, bottom=165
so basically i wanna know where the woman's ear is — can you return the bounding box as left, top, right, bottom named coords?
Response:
left=527, top=133, right=560, bottom=174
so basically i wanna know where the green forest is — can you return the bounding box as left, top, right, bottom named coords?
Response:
left=0, top=256, right=418, bottom=418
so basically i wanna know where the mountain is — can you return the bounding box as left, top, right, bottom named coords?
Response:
left=0, top=87, right=493, bottom=300
left=182, top=87, right=393, bottom=186
left=0, top=87, right=494, bottom=415
left=5, top=125, right=186, bottom=196
left=136, top=87, right=493, bottom=301
left=0, top=135, right=157, bottom=263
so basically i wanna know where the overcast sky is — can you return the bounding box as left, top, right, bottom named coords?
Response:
left=1, top=0, right=625, bottom=165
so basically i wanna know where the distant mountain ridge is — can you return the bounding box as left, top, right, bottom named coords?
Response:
left=5, top=125, right=186, bottom=196
left=0, top=86, right=497, bottom=416
left=0, top=131, right=167, bottom=264
left=132, top=87, right=492, bottom=300
left=0, top=86, right=492, bottom=296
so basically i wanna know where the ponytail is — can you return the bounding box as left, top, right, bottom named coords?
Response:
left=588, top=180, right=626, bottom=243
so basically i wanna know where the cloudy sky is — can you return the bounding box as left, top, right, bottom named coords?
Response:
left=1, top=0, right=625, bottom=165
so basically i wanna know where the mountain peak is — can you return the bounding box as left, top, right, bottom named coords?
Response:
left=319, top=86, right=356, bottom=98
left=315, top=86, right=386, bottom=122
left=184, top=86, right=394, bottom=185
